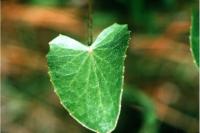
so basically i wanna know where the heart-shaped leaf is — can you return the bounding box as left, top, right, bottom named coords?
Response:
left=190, top=9, right=199, bottom=67
left=47, top=23, right=130, bottom=133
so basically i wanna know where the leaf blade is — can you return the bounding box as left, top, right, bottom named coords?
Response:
left=47, top=23, right=130, bottom=133
left=190, top=9, right=199, bottom=67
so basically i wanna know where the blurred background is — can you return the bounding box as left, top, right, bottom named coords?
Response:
left=1, top=0, right=199, bottom=133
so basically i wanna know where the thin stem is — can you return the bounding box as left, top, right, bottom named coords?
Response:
left=88, top=0, right=93, bottom=45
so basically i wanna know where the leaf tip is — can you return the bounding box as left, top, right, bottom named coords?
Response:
left=112, top=23, right=128, bottom=29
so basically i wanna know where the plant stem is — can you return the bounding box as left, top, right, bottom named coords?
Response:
left=88, top=0, right=93, bottom=45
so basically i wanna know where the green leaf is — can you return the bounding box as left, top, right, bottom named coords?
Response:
left=47, top=23, right=130, bottom=133
left=190, top=9, right=199, bottom=67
